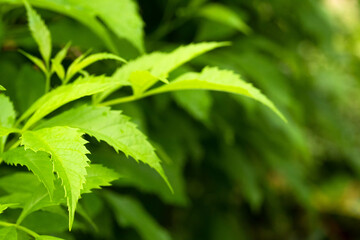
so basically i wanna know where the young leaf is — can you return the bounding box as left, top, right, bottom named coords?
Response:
left=2, top=147, right=55, bottom=199
left=81, top=164, right=121, bottom=194
left=36, top=105, right=172, bottom=191
left=51, top=42, right=71, bottom=80
left=19, top=75, right=118, bottom=130
left=145, top=67, right=286, bottom=122
left=23, top=0, right=51, bottom=65
left=0, top=85, right=5, bottom=91
left=129, top=70, right=161, bottom=96
left=104, top=192, right=171, bottom=240
left=21, top=127, right=90, bottom=230
left=0, top=227, right=17, bottom=240
left=65, top=53, right=126, bottom=82
left=198, top=3, right=251, bottom=34
left=18, top=50, right=47, bottom=74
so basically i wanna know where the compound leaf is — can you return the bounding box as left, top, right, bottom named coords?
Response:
left=21, top=127, right=90, bottom=230
left=37, top=105, right=171, bottom=191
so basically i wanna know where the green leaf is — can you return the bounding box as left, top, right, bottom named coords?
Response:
left=0, top=95, right=16, bottom=152
left=21, top=127, right=90, bottom=230
left=104, top=192, right=171, bottom=240
left=36, top=235, right=65, bottom=240
left=2, top=147, right=55, bottom=199
left=0, top=172, right=41, bottom=194
left=82, top=164, right=121, bottom=194
left=51, top=42, right=71, bottom=81
left=19, top=50, right=47, bottom=73
left=98, top=42, right=228, bottom=102
left=145, top=67, right=286, bottom=122
left=198, top=3, right=251, bottom=34
left=65, top=52, right=126, bottom=82
left=0, top=85, right=5, bottom=91
left=24, top=0, right=51, bottom=64
left=0, top=226, right=17, bottom=240
left=37, top=105, right=172, bottom=191
left=19, top=75, right=118, bottom=130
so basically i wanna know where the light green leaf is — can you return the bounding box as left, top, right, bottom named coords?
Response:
left=0, top=226, right=17, bottom=240
left=0, top=95, right=16, bottom=152
left=21, top=127, right=90, bottom=230
left=145, top=67, right=286, bottom=122
left=198, top=3, right=251, bottom=34
left=19, top=75, right=118, bottom=130
left=0, top=85, right=5, bottom=91
left=37, top=105, right=172, bottom=191
left=65, top=52, right=126, bottom=82
left=37, top=235, right=65, bottom=240
left=19, top=50, right=47, bottom=73
left=82, top=164, right=121, bottom=194
left=2, top=147, right=55, bottom=199
left=104, top=192, right=171, bottom=240
left=97, top=42, right=228, bottom=102
left=51, top=42, right=71, bottom=80
left=0, top=172, right=41, bottom=194
left=24, top=0, right=51, bottom=64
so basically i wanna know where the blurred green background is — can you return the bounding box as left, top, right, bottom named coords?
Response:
left=1, top=0, right=360, bottom=239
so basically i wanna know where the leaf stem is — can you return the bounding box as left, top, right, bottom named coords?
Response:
left=0, top=221, right=40, bottom=238
left=45, top=71, right=51, bottom=93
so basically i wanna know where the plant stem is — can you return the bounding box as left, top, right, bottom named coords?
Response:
left=0, top=221, right=39, bottom=238
left=45, top=72, right=51, bottom=93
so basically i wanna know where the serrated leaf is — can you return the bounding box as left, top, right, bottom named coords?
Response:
left=65, top=53, right=126, bottom=82
left=104, top=192, right=171, bottom=240
left=0, top=95, right=16, bottom=152
left=36, top=235, right=64, bottom=240
left=97, top=42, right=228, bottom=102
left=37, top=105, right=172, bottom=191
left=19, top=50, right=47, bottom=73
left=51, top=42, right=71, bottom=81
left=21, top=127, right=90, bottom=230
left=145, top=67, right=286, bottom=122
left=2, top=147, right=55, bottom=199
left=198, top=3, right=251, bottom=34
left=0, top=226, right=17, bottom=240
left=19, top=75, right=117, bottom=130
left=81, top=164, right=120, bottom=194
left=24, top=0, right=51, bottom=64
